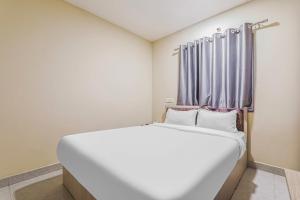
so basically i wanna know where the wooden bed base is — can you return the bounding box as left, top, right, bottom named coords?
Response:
left=63, top=107, right=248, bottom=200
left=63, top=168, right=96, bottom=200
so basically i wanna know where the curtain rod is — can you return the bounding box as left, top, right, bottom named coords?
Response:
left=174, top=19, right=269, bottom=51
left=249, top=18, right=268, bottom=28
left=216, top=19, right=269, bottom=32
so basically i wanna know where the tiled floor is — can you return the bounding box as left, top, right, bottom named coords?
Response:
left=0, top=186, right=10, bottom=200
left=231, top=168, right=290, bottom=200
left=1, top=170, right=62, bottom=200
left=285, top=169, right=300, bottom=200
left=0, top=168, right=290, bottom=200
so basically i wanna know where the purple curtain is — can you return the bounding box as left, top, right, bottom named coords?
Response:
left=177, top=23, right=254, bottom=111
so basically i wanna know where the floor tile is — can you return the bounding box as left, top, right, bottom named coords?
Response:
left=231, top=168, right=290, bottom=200
left=13, top=175, right=73, bottom=200
left=274, top=174, right=290, bottom=200
left=0, top=186, right=11, bottom=200
left=9, top=170, right=62, bottom=200
left=285, top=169, right=300, bottom=200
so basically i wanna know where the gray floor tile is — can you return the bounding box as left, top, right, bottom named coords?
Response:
left=274, top=174, right=290, bottom=200
left=0, top=186, right=11, bottom=200
left=232, top=168, right=290, bottom=200
left=10, top=170, right=62, bottom=200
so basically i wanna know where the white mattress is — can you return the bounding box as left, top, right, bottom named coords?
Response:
left=57, top=123, right=245, bottom=200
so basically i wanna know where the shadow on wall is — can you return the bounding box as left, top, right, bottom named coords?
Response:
left=247, top=113, right=255, bottom=162
left=248, top=21, right=280, bottom=162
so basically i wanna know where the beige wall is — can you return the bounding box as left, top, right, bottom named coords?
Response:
left=0, top=0, right=152, bottom=179
left=153, top=0, right=300, bottom=170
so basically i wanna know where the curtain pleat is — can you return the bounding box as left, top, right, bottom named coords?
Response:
left=178, top=45, right=187, bottom=105
left=177, top=23, right=254, bottom=110
left=198, top=38, right=212, bottom=106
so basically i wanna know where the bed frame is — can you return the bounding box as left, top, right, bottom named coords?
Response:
left=63, top=106, right=248, bottom=200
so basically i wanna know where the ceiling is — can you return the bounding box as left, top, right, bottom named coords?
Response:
left=65, top=0, right=251, bottom=41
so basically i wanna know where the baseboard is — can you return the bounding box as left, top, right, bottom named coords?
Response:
left=0, top=177, right=9, bottom=188
left=285, top=169, right=300, bottom=200
left=248, top=161, right=285, bottom=176
left=0, top=163, right=62, bottom=188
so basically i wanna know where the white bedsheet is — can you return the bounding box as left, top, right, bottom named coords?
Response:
left=57, top=123, right=245, bottom=200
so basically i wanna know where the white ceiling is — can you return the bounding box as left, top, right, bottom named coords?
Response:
left=65, top=0, right=251, bottom=41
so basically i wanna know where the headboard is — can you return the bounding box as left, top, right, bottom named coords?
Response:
left=162, top=105, right=248, bottom=134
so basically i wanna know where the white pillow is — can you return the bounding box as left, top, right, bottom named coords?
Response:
left=165, top=109, right=197, bottom=126
left=196, top=109, right=238, bottom=133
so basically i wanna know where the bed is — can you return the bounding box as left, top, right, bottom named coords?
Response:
left=57, top=106, right=248, bottom=200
